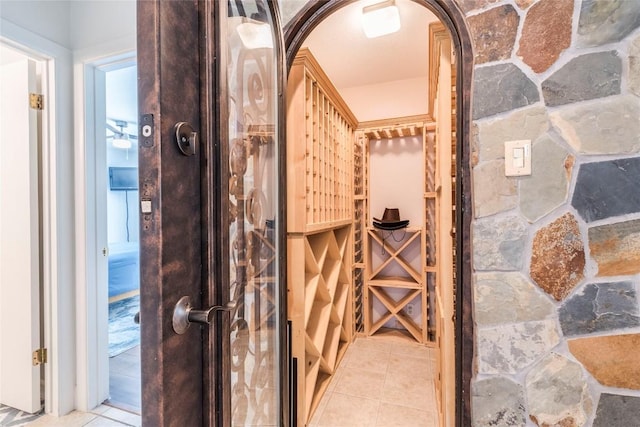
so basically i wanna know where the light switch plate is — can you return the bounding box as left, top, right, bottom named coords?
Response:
left=505, top=140, right=531, bottom=176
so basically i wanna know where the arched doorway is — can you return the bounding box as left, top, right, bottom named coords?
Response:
left=282, top=1, right=474, bottom=425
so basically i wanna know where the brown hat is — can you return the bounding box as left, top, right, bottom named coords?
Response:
left=373, top=208, right=409, bottom=230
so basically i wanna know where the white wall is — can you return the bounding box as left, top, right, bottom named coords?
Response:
left=340, top=77, right=429, bottom=122
left=369, top=136, right=424, bottom=227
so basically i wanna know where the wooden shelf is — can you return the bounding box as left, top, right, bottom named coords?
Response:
left=368, top=276, right=422, bottom=289
left=306, top=299, right=331, bottom=354
left=304, top=274, right=320, bottom=328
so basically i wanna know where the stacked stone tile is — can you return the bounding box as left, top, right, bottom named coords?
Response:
left=468, top=0, right=640, bottom=425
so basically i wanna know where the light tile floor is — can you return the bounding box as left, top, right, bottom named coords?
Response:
left=310, top=332, right=439, bottom=427
left=24, top=405, right=140, bottom=427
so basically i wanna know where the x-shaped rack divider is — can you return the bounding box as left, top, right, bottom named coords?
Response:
left=368, top=287, right=422, bottom=341
left=368, top=228, right=422, bottom=284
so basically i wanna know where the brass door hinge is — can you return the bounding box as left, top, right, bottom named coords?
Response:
left=32, top=348, right=47, bottom=366
left=30, top=93, right=44, bottom=110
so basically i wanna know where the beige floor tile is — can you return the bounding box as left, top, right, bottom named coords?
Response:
left=388, top=341, right=432, bottom=360
left=351, top=337, right=392, bottom=354
left=25, top=411, right=97, bottom=426
left=317, top=393, right=379, bottom=427
left=387, top=353, right=433, bottom=381
left=333, top=368, right=386, bottom=400
left=343, top=346, right=390, bottom=374
left=327, top=365, right=345, bottom=393
left=376, top=402, right=437, bottom=427
left=337, top=346, right=352, bottom=366
left=309, top=390, right=331, bottom=426
left=380, top=375, right=436, bottom=412
left=312, top=334, right=440, bottom=426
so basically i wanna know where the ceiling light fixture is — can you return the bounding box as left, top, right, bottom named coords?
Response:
left=112, top=120, right=132, bottom=150
left=362, top=0, right=401, bottom=39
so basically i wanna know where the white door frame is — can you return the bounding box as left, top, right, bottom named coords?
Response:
left=74, top=51, right=136, bottom=412
left=0, top=19, right=75, bottom=416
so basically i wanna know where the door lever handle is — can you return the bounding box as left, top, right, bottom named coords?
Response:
left=172, top=295, right=236, bottom=335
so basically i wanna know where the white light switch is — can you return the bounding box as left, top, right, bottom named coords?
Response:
left=505, top=140, right=531, bottom=176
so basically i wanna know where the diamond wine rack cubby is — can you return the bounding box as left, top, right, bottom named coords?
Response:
left=297, top=226, right=351, bottom=416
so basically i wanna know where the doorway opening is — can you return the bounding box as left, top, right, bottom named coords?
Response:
left=79, top=54, right=141, bottom=414
left=282, top=0, right=472, bottom=425
left=103, top=63, right=140, bottom=413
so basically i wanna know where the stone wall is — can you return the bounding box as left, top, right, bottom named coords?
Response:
left=279, top=0, right=640, bottom=425
left=467, top=0, right=640, bottom=425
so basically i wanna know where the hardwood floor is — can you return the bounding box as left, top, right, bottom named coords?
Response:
left=108, top=345, right=141, bottom=414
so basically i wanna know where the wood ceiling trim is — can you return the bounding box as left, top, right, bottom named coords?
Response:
left=358, top=114, right=436, bottom=140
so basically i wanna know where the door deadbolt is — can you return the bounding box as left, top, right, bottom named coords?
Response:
left=174, top=122, right=197, bottom=156
left=172, top=296, right=236, bottom=334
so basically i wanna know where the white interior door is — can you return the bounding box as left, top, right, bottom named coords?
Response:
left=0, top=54, right=43, bottom=414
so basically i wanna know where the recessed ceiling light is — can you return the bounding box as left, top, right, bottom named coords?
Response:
left=362, top=0, right=401, bottom=39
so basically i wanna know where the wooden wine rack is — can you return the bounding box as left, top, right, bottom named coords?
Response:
left=353, top=132, right=367, bottom=334
left=429, top=21, right=457, bottom=425
left=287, top=48, right=357, bottom=425
left=286, top=42, right=456, bottom=423
left=287, top=48, right=357, bottom=234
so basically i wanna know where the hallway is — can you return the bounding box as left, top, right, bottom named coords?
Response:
left=310, top=332, right=439, bottom=427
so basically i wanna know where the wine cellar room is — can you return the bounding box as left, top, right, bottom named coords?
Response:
left=286, top=0, right=458, bottom=425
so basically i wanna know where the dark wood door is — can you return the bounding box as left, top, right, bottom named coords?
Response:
left=137, top=1, right=287, bottom=425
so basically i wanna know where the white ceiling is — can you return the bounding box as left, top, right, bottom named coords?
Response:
left=301, top=0, right=438, bottom=91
